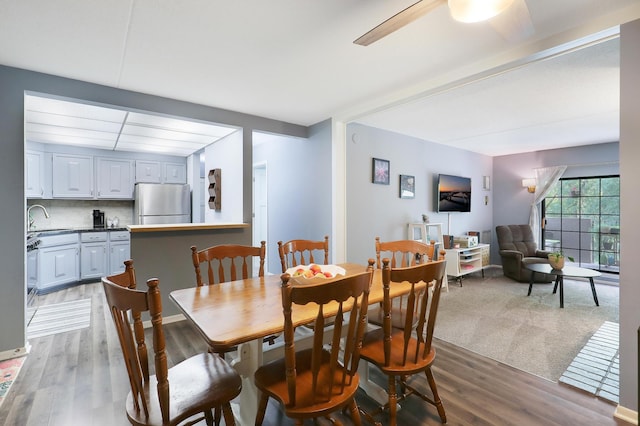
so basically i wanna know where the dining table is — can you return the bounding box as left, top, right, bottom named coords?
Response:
left=169, top=262, right=427, bottom=425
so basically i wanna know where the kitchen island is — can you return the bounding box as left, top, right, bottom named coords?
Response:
left=127, top=222, right=251, bottom=318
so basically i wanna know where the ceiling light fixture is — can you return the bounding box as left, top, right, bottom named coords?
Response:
left=448, top=0, right=515, bottom=23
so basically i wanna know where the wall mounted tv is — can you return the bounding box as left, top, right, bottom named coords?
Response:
left=437, top=174, right=471, bottom=212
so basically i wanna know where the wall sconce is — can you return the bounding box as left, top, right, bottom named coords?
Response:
left=522, top=178, right=536, bottom=193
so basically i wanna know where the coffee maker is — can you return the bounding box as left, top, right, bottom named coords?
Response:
left=92, top=209, right=105, bottom=229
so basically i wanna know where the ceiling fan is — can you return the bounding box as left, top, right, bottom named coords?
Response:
left=354, top=0, right=534, bottom=46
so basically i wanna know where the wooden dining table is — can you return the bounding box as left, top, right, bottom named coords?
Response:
left=169, top=262, right=425, bottom=425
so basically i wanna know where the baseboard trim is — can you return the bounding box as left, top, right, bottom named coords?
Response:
left=614, top=405, right=638, bottom=425
left=0, top=343, right=30, bottom=362
left=142, top=313, right=185, bottom=329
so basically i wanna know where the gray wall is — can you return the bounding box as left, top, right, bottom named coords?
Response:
left=345, top=123, right=493, bottom=264
left=253, top=119, right=333, bottom=274
left=0, top=64, right=305, bottom=354
left=619, top=18, right=640, bottom=413
left=130, top=227, right=250, bottom=318
left=492, top=142, right=619, bottom=263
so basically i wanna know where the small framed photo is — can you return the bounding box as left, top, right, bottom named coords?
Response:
left=372, top=158, right=390, bottom=185
left=399, top=174, right=415, bottom=199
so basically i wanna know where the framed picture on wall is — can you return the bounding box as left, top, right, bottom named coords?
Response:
left=399, top=174, right=415, bottom=199
left=372, top=158, right=390, bottom=185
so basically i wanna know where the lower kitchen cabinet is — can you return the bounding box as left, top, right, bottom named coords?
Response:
left=80, top=232, right=108, bottom=280
left=109, top=231, right=131, bottom=274
left=38, top=233, right=80, bottom=291
left=35, top=230, right=130, bottom=292
left=27, top=250, right=38, bottom=290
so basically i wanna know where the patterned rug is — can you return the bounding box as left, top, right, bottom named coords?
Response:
left=27, top=298, right=92, bottom=339
left=0, top=356, right=26, bottom=407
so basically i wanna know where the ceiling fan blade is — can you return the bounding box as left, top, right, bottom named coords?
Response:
left=354, top=0, right=446, bottom=46
left=489, top=0, right=534, bottom=43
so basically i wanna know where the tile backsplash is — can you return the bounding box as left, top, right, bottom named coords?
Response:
left=27, top=200, right=134, bottom=230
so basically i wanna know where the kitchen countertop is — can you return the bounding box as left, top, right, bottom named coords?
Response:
left=127, top=222, right=248, bottom=233
left=31, top=227, right=129, bottom=237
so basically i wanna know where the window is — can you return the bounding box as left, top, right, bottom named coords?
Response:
left=542, top=176, right=619, bottom=273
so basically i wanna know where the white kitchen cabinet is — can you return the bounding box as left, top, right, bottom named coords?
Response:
left=96, top=157, right=134, bottom=199
left=26, top=150, right=45, bottom=198
left=80, top=232, right=108, bottom=279
left=38, top=233, right=80, bottom=291
left=52, top=154, right=94, bottom=198
left=27, top=249, right=39, bottom=289
left=109, top=231, right=130, bottom=274
left=164, top=162, right=187, bottom=184
left=135, top=160, right=162, bottom=183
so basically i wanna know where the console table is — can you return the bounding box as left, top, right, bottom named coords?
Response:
left=445, top=243, right=490, bottom=285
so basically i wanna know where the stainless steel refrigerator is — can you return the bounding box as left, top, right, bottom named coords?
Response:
left=134, top=183, right=191, bottom=224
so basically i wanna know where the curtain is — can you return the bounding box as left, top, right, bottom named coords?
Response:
left=529, top=165, right=567, bottom=247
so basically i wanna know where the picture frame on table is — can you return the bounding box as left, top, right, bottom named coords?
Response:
left=399, top=174, right=415, bottom=199
left=372, top=158, right=390, bottom=185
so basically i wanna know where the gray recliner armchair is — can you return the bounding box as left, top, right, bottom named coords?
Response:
left=496, top=224, right=554, bottom=283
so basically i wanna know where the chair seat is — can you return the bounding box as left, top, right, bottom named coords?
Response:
left=360, top=328, right=436, bottom=376
left=126, top=353, right=242, bottom=426
left=367, top=300, right=417, bottom=330
left=254, top=348, right=360, bottom=418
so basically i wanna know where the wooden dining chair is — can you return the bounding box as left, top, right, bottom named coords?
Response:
left=106, top=259, right=137, bottom=289
left=371, top=238, right=445, bottom=328
left=253, top=259, right=375, bottom=426
left=190, top=241, right=277, bottom=352
left=375, top=237, right=443, bottom=269
left=359, top=259, right=448, bottom=426
left=278, top=235, right=329, bottom=272
left=102, top=275, right=242, bottom=426
left=190, top=241, right=266, bottom=286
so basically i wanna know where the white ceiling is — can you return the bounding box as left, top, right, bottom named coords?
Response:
left=4, top=0, right=640, bottom=157
left=24, top=94, right=238, bottom=156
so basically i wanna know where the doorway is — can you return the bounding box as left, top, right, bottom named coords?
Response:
left=253, top=162, right=268, bottom=273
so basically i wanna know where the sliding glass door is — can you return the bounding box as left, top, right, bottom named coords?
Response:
left=542, top=176, right=620, bottom=273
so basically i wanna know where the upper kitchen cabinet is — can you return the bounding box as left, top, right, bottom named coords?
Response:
left=135, top=160, right=162, bottom=183
left=26, top=150, right=44, bottom=198
left=164, top=162, right=187, bottom=184
left=96, top=157, right=134, bottom=199
left=135, top=160, right=187, bottom=184
left=52, top=154, right=94, bottom=198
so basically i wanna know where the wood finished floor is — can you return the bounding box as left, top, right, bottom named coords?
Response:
left=0, top=282, right=629, bottom=426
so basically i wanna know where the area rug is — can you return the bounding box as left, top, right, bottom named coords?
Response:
left=27, top=298, right=92, bottom=339
left=0, top=356, right=26, bottom=408
left=559, top=321, right=619, bottom=403
left=434, top=269, right=619, bottom=382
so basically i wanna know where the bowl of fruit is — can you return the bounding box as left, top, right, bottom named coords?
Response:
left=285, top=264, right=346, bottom=280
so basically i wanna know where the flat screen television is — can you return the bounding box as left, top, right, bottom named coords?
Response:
left=437, top=174, right=471, bottom=212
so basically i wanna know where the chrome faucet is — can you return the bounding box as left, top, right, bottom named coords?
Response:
left=27, top=204, right=50, bottom=230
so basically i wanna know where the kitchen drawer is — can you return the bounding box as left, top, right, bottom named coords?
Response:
left=81, top=231, right=108, bottom=242
left=39, top=233, right=79, bottom=247
left=109, top=230, right=130, bottom=242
